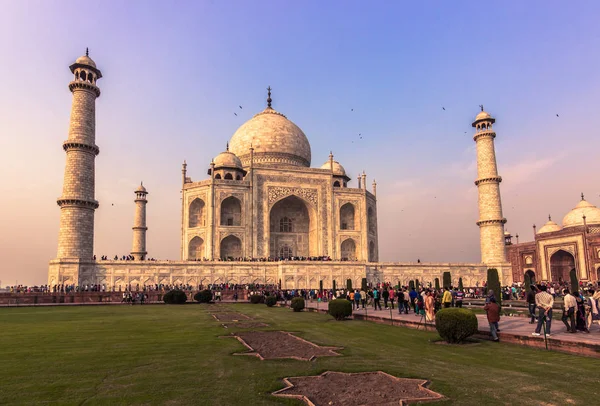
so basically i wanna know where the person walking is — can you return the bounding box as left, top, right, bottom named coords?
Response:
left=442, top=287, right=452, bottom=308
left=561, top=288, right=577, bottom=333
left=484, top=298, right=501, bottom=341
left=526, top=285, right=538, bottom=324
left=455, top=288, right=464, bottom=308
left=382, top=287, right=390, bottom=309
left=588, top=289, right=600, bottom=328
left=389, top=287, right=395, bottom=310
left=574, top=291, right=590, bottom=333
left=409, top=287, right=418, bottom=313
left=532, top=285, right=554, bottom=337
left=373, top=287, right=382, bottom=310
left=424, top=290, right=435, bottom=322
left=360, top=288, right=367, bottom=309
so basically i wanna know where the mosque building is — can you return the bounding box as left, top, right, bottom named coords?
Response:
left=48, top=50, right=570, bottom=290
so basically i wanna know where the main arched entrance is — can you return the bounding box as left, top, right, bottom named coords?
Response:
left=524, top=270, right=536, bottom=283
left=549, top=250, right=575, bottom=283
left=269, top=195, right=316, bottom=258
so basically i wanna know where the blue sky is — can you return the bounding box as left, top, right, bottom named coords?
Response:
left=1, top=0, right=600, bottom=284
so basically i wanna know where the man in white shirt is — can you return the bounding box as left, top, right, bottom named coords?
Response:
left=561, top=288, right=577, bottom=333
left=532, top=285, right=554, bottom=336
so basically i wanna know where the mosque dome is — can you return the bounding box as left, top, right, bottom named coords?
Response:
left=75, top=54, right=97, bottom=68
left=562, top=198, right=600, bottom=228
left=475, top=111, right=491, bottom=121
left=228, top=89, right=311, bottom=168
left=538, top=218, right=562, bottom=234
left=320, top=160, right=349, bottom=179
left=135, top=183, right=147, bottom=193
left=213, top=149, right=243, bottom=170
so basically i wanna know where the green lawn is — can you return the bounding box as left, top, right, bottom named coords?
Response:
left=0, top=304, right=596, bottom=405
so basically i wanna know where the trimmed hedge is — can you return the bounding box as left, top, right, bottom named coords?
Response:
left=163, top=290, right=187, bottom=304
left=291, top=297, right=305, bottom=312
left=443, top=272, right=452, bottom=289
left=265, top=295, right=277, bottom=307
left=487, top=268, right=501, bottom=307
left=194, top=289, right=212, bottom=303
left=435, top=308, right=478, bottom=343
left=328, top=299, right=352, bottom=320
left=250, top=294, right=265, bottom=304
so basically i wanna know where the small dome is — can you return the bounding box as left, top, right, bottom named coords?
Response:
left=213, top=150, right=243, bottom=170
left=562, top=198, right=600, bottom=228
left=475, top=111, right=491, bottom=121
left=320, top=160, right=347, bottom=177
left=135, top=183, right=147, bottom=193
left=538, top=220, right=562, bottom=234
left=75, top=54, right=97, bottom=69
left=504, top=231, right=511, bottom=236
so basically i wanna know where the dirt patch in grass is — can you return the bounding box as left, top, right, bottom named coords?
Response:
left=212, top=313, right=251, bottom=322
left=222, top=322, right=269, bottom=329
left=273, top=371, right=444, bottom=405
left=228, top=331, right=342, bottom=361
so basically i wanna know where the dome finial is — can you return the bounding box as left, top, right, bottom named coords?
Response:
left=267, top=86, right=272, bottom=108
left=581, top=192, right=585, bottom=201
left=548, top=214, right=551, bottom=221
left=479, top=104, right=484, bottom=112
left=86, top=47, right=89, bottom=57
left=226, top=142, right=229, bottom=151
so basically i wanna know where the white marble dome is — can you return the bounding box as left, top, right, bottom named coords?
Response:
left=320, top=160, right=347, bottom=177
left=229, top=107, right=311, bottom=168
left=213, top=150, right=243, bottom=170
left=562, top=199, right=600, bottom=228
left=475, top=111, right=491, bottom=121
left=538, top=219, right=562, bottom=234
left=75, top=54, right=97, bottom=68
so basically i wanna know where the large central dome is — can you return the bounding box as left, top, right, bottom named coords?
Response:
left=229, top=100, right=311, bottom=168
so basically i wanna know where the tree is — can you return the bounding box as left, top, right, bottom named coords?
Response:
left=332, top=280, right=337, bottom=293
left=415, top=279, right=420, bottom=291
left=361, top=278, right=368, bottom=292
left=409, top=280, right=415, bottom=290
left=434, top=278, right=440, bottom=290
left=443, top=272, right=451, bottom=289
left=487, top=268, right=501, bottom=307
left=569, top=269, right=579, bottom=293
left=346, top=279, right=352, bottom=291
left=524, top=273, right=532, bottom=293
left=458, top=277, right=464, bottom=291
left=319, top=280, right=323, bottom=294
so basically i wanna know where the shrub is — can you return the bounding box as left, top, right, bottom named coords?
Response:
left=265, top=295, right=277, bottom=307
left=409, top=280, right=415, bottom=290
left=163, top=289, right=187, bottom=304
left=194, top=289, right=212, bottom=303
left=570, top=269, right=578, bottom=293
left=319, top=280, right=324, bottom=294
left=250, top=294, right=265, bottom=304
left=328, top=299, right=352, bottom=320
left=434, top=278, right=440, bottom=290
left=332, top=280, right=337, bottom=293
left=443, top=272, right=451, bottom=289
left=291, top=297, right=305, bottom=312
left=346, top=279, right=352, bottom=291
left=458, top=277, right=464, bottom=291
left=487, top=268, right=501, bottom=307
left=524, top=273, right=532, bottom=293
left=362, top=278, right=368, bottom=292
left=415, top=279, right=420, bottom=291
left=435, top=308, right=478, bottom=343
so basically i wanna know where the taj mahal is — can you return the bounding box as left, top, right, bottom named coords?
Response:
left=48, top=51, right=599, bottom=290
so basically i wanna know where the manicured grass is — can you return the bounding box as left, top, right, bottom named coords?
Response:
left=0, top=304, right=596, bottom=405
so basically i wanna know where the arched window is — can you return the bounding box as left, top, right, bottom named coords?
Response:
left=333, top=180, right=340, bottom=187
left=280, top=217, right=293, bottom=232
left=75, top=71, right=80, bottom=80
left=215, top=173, right=222, bottom=179
left=220, top=196, right=242, bottom=226
left=220, top=235, right=242, bottom=260
left=188, top=236, right=204, bottom=260
left=236, top=174, right=241, bottom=180
left=80, top=71, right=87, bottom=81
left=341, top=238, right=356, bottom=261
left=368, top=207, right=376, bottom=234
left=224, top=173, right=233, bottom=180
left=188, top=198, right=206, bottom=228
left=279, top=245, right=293, bottom=259
left=340, top=203, right=355, bottom=230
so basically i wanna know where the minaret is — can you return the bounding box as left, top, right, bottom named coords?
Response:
left=131, top=183, right=148, bottom=260
left=56, top=49, right=102, bottom=259
left=473, top=106, right=507, bottom=264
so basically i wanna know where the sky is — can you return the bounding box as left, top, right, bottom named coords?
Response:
left=1, top=0, right=600, bottom=285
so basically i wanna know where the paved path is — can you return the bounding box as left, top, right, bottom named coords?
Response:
left=302, top=300, right=600, bottom=347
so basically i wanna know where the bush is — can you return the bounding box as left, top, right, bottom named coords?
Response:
left=443, top=272, right=452, bottom=289
left=570, top=269, right=578, bottom=293
left=435, top=308, right=478, bottom=343
left=487, top=268, right=501, bottom=307
left=409, top=280, right=415, bottom=290
left=250, top=294, right=265, bottom=304
left=291, top=297, right=305, bottom=312
left=163, top=290, right=187, bottom=304
left=194, top=289, right=212, bottom=303
left=265, top=295, right=277, bottom=307
left=362, top=278, right=368, bottom=292
left=458, top=277, right=464, bottom=291
left=346, top=279, right=352, bottom=291
left=328, top=299, right=352, bottom=320
left=524, top=273, right=532, bottom=293
left=434, top=278, right=440, bottom=290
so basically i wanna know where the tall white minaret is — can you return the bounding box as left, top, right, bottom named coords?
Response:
left=131, top=183, right=148, bottom=260
left=473, top=106, right=507, bottom=265
left=56, top=49, right=102, bottom=260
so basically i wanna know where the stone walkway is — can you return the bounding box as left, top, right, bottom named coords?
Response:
left=301, top=300, right=600, bottom=355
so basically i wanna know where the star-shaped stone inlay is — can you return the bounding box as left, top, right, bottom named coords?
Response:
left=226, top=331, right=342, bottom=361
left=272, top=371, right=444, bottom=405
